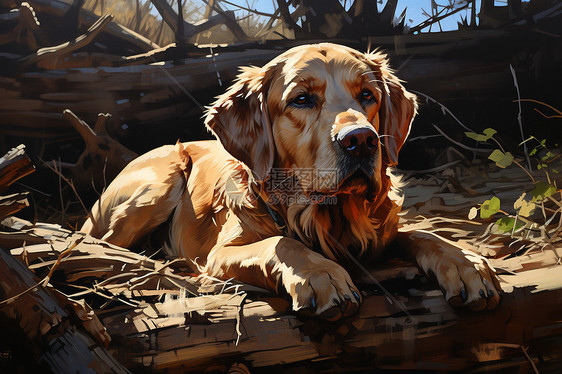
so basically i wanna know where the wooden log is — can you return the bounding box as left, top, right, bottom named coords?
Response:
left=120, top=42, right=176, bottom=65
left=0, top=46, right=283, bottom=139
left=1, top=210, right=562, bottom=372
left=0, top=243, right=130, bottom=373
left=0, top=144, right=35, bottom=192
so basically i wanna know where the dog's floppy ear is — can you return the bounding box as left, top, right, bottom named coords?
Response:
left=362, top=51, right=418, bottom=165
left=204, top=66, right=274, bottom=182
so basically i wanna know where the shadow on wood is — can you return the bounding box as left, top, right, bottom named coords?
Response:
left=1, top=213, right=561, bottom=373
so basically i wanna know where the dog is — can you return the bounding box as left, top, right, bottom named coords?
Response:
left=81, top=43, right=501, bottom=320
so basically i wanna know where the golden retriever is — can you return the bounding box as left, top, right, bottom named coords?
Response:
left=81, top=43, right=501, bottom=320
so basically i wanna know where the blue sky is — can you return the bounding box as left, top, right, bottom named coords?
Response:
left=216, top=0, right=485, bottom=32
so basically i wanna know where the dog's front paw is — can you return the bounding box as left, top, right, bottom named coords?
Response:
left=283, top=257, right=362, bottom=321
left=422, top=247, right=502, bottom=311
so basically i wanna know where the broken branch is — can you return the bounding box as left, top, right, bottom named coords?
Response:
left=21, top=13, right=113, bottom=67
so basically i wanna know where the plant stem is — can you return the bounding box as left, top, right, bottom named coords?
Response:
left=510, top=65, right=532, bottom=170
left=512, top=160, right=536, bottom=182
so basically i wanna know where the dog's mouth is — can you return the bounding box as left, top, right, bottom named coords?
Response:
left=281, top=162, right=380, bottom=203
left=304, top=164, right=381, bottom=202
left=335, top=169, right=374, bottom=196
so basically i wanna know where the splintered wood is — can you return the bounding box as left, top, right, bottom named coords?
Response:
left=0, top=142, right=561, bottom=372
left=0, top=145, right=35, bottom=220
left=0, top=225, right=129, bottom=373
left=1, top=167, right=562, bottom=374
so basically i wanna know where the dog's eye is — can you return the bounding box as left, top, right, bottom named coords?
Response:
left=290, top=93, right=314, bottom=108
left=359, top=89, right=376, bottom=105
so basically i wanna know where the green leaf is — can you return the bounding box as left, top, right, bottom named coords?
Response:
left=482, top=128, right=497, bottom=139
left=480, top=196, right=501, bottom=219
left=529, top=148, right=538, bottom=156
left=465, top=132, right=488, bottom=142
left=468, top=207, right=478, bottom=220
left=494, top=217, right=525, bottom=233
left=514, top=193, right=535, bottom=217
left=541, top=152, right=553, bottom=161
left=537, top=164, right=542, bottom=170
left=488, top=149, right=503, bottom=162
left=532, top=181, right=556, bottom=201
left=488, top=149, right=514, bottom=168
left=465, top=129, right=496, bottom=142
left=498, top=152, right=514, bottom=168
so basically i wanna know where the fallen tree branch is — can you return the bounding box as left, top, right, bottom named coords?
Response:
left=57, top=109, right=138, bottom=193
left=19, top=0, right=158, bottom=51
left=0, top=2, right=41, bottom=50
left=151, top=0, right=249, bottom=42
left=20, top=13, right=113, bottom=67
left=409, top=3, right=469, bottom=34
left=199, top=0, right=249, bottom=41
left=220, top=0, right=279, bottom=18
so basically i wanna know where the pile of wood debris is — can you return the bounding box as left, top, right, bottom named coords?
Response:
left=1, top=0, right=561, bottom=166
left=1, top=144, right=561, bottom=373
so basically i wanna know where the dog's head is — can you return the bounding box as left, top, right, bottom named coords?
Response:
left=205, top=43, right=417, bottom=199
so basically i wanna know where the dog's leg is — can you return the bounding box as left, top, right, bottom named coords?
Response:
left=397, top=231, right=502, bottom=311
left=81, top=144, right=189, bottom=249
left=94, top=181, right=185, bottom=248
left=204, top=236, right=362, bottom=320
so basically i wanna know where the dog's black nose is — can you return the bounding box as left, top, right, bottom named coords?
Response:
left=337, top=126, right=378, bottom=158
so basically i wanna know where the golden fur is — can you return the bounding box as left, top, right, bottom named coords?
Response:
left=82, top=43, right=501, bottom=319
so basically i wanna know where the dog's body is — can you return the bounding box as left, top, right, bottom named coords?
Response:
left=82, top=43, right=501, bottom=319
